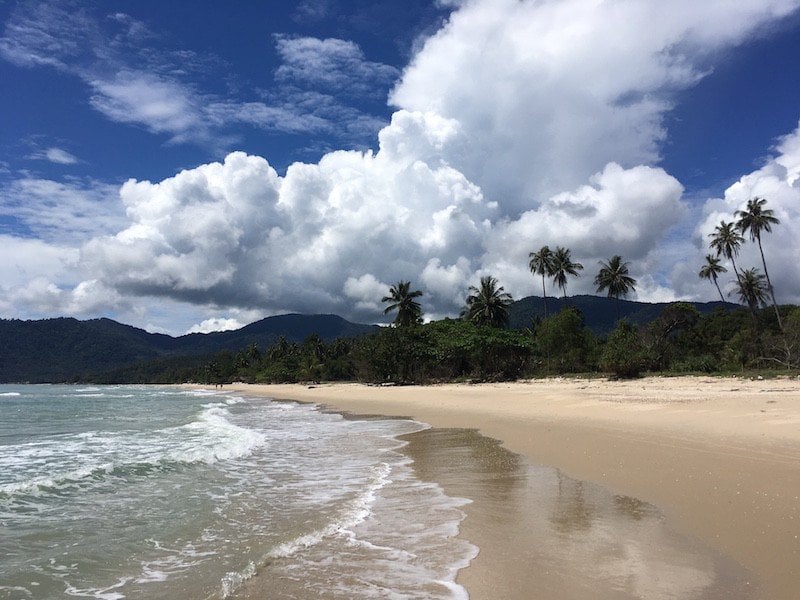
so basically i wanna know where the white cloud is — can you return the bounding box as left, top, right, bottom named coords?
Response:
left=186, top=317, right=244, bottom=334
left=343, top=274, right=390, bottom=313
left=0, top=177, right=126, bottom=243
left=88, top=71, right=204, bottom=141
left=274, top=35, right=399, bottom=97
left=480, top=163, right=687, bottom=302
left=0, top=235, right=79, bottom=288
left=40, top=147, right=80, bottom=164
left=390, top=0, right=800, bottom=216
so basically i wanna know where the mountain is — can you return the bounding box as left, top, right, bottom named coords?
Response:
left=0, top=314, right=378, bottom=383
left=508, top=294, right=737, bottom=335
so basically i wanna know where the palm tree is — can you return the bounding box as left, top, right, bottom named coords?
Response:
left=735, top=197, right=783, bottom=330
left=731, top=267, right=769, bottom=322
left=698, top=254, right=727, bottom=304
left=708, top=220, right=744, bottom=283
left=594, top=255, right=637, bottom=319
left=551, top=246, right=584, bottom=299
left=461, top=275, right=513, bottom=328
left=382, top=281, right=423, bottom=327
left=529, top=245, right=555, bottom=316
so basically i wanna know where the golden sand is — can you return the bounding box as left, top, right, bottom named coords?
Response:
left=222, top=376, right=800, bottom=599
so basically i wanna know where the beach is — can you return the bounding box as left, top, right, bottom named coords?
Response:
left=225, top=376, right=800, bottom=600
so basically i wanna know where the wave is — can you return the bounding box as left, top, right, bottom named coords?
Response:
left=0, top=392, right=21, bottom=397
left=215, top=461, right=392, bottom=599
left=0, top=405, right=267, bottom=500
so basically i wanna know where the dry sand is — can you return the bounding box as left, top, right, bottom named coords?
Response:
left=224, top=376, right=800, bottom=599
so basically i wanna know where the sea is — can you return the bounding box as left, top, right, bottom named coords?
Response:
left=0, top=385, right=476, bottom=600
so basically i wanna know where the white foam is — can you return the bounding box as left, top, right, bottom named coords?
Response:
left=268, top=462, right=392, bottom=559
left=0, top=392, right=21, bottom=397
left=0, top=405, right=266, bottom=498
left=64, top=576, right=132, bottom=600
left=220, top=561, right=256, bottom=598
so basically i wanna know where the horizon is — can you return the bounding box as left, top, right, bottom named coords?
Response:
left=2, top=1, right=800, bottom=335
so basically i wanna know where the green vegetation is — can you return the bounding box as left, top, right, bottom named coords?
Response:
left=189, top=302, right=797, bottom=385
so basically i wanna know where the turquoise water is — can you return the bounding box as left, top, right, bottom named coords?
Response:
left=0, top=385, right=475, bottom=599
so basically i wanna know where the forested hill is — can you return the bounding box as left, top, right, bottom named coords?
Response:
left=0, top=298, right=739, bottom=383
left=508, top=295, right=735, bottom=335
left=0, top=314, right=378, bottom=383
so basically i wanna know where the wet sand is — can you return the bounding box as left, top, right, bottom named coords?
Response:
left=224, top=377, right=800, bottom=600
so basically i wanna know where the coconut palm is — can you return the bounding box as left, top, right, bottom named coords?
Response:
left=551, top=246, right=584, bottom=299
left=731, top=267, right=769, bottom=322
left=698, top=254, right=728, bottom=305
left=461, top=275, right=513, bottom=328
left=594, top=255, right=637, bottom=319
left=735, top=197, right=782, bottom=329
left=708, top=220, right=744, bottom=282
left=382, top=281, right=423, bottom=327
left=529, top=245, right=555, bottom=316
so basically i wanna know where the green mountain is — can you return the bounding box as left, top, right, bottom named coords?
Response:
left=508, top=295, right=736, bottom=335
left=0, top=314, right=378, bottom=383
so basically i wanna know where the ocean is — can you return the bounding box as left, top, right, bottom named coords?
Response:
left=0, top=385, right=476, bottom=600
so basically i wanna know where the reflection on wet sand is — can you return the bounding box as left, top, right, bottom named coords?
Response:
left=402, top=427, right=758, bottom=600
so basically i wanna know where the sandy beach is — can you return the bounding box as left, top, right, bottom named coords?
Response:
left=224, top=376, right=800, bottom=600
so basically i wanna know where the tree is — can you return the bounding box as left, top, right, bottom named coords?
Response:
left=600, top=320, right=647, bottom=378
left=698, top=254, right=728, bottom=304
left=731, top=267, right=769, bottom=322
left=529, top=245, right=555, bottom=316
left=461, top=275, right=513, bottom=328
left=735, top=197, right=783, bottom=330
left=382, top=280, right=423, bottom=327
left=535, top=307, right=596, bottom=373
left=594, top=255, right=637, bottom=319
left=551, top=246, right=584, bottom=299
left=708, top=220, right=744, bottom=282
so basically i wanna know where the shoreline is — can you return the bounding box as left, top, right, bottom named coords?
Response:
left=220, top=376, right=800, bottom=600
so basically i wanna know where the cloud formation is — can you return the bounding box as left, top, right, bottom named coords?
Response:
left=2, top=0, right=800, bottom=332
left=390, top=0, right=800, bottom=216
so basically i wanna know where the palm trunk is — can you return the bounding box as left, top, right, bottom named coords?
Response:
left=729, top=256, right=741, bottom=284
left=756, top=236, right=783, bottom=331
left=541, top=274, right=548, bottom=317
left=713, top=278, right=726, bottom=305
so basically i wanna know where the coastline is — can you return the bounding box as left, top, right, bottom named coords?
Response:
left=220, top=376, right=800, bottom=599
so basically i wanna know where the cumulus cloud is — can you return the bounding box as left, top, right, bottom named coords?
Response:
left=481, top=163, right=687, bottom=301
left=74, top=108, right=495, bottom=320
left=390, top=0, right=800, bottom=216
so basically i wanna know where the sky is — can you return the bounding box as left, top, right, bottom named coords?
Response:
left=2, top=0, right=800, bottom=335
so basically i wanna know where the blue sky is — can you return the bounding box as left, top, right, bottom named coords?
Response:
left=2, top=0, right=800, bottom=334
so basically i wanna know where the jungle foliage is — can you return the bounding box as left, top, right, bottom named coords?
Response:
left=189, top=303, right=799, bottom=385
